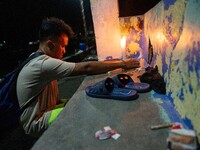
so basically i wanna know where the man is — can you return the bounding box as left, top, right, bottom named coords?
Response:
left=17, top=17, right=140, bottom=137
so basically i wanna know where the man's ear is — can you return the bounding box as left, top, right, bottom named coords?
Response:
left=47, top=40, right=55, bottom=50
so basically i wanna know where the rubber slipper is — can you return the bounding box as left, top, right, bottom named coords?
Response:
left=85, top=77, right=138, bottom=100
left=112, top=74, right=151, bottom=93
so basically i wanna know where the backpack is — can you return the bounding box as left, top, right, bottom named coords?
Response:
left=0, top=52, right=44, bottom=130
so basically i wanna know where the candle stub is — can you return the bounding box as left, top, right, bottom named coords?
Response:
left=140, top=58, right=145, bottom=68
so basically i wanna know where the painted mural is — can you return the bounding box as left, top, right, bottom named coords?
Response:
left=120, top=0, right=200, bottom=137
left=119, top=16, right=146, bottom=60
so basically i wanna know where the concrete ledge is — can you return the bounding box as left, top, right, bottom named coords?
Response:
left=32, top=70, right=179, bottom=150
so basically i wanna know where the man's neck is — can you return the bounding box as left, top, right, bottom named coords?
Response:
left=38, top=44, right=47, bottom=54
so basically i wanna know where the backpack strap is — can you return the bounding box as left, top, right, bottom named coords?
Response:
left=18, top=52, right=44, bottom=71
left=17, top=51, right=45, bottom=110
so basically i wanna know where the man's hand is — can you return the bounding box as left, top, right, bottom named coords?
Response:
left=123, top=58, right=140, bottom=69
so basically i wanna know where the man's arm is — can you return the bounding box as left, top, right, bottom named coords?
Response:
left=70, top=58, right=140, bottom=76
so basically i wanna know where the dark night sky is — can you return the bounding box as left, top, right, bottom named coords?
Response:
left=0, top=0, right=94, bottom=76
left=0, top=0, right=93, bottom=47
left=0, top=0, right=161, bottom=47
left=0, top=0, right=160, bottom=75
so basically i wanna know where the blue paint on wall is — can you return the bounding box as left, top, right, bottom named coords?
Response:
left=188, top=83, right=193, bottom=94
left=184, top=41, right=200, bottom=87
left=162, top=49, right=168, bottom=76
left=152, top=92, right=187, bottom=127
left=166, top=91, right=175, bottom=106
left=163, top=0, right=176, bottom=10
left=168, top=51, right=173, bottom=78
left=179, top=88, right=184, bottom=101
left=174, top=60, right=179, bottom=65
left=192, top=41, right=200, bottom=76
left=183, top=117, right=194, bottom=130
left=129, top=52, right=140, bottom=58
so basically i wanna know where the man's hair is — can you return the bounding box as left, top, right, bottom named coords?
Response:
left=39, top=17, right=74, bottom=42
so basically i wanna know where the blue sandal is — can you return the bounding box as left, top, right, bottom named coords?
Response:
left=85, top=77, right=138, bottom=100
left=111, top=74, right=151, bottom=93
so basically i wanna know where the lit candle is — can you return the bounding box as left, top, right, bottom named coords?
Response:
left=140, top=58, right=145, bottom=68
left=120, top=36, right=126, bottom=60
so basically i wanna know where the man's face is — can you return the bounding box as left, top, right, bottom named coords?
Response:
left=51, top=33, right=69, bottom=59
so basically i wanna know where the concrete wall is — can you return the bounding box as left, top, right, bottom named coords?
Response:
left=119, top=0, right=200, bottom=135
left=90, top=0, right=122, bottom=61
left=144, top=0, right=200, bottom=135
left=90, top=0, right=200, bottom=136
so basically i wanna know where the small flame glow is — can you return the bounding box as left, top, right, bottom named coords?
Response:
left=155, top=32, right=167, bottom=43
left=120, top=36, right=126, bottom=49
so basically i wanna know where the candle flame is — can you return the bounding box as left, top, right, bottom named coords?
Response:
left=120, top=36, right=126, bottom=49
